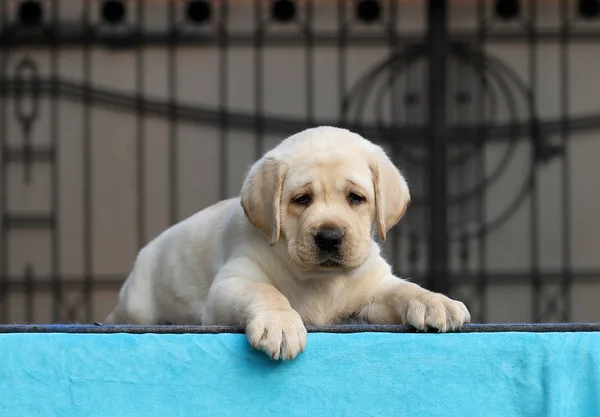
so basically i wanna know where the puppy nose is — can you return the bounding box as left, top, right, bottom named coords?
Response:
left=314, top=228, right=344, bottom=252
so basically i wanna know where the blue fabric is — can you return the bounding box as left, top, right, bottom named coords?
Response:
left=0, top=331, right=599, bottom=416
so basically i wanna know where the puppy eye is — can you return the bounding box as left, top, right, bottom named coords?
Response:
left=348, top=193, right=365, bottom=205
left=293, top=194, right=311, bottom=206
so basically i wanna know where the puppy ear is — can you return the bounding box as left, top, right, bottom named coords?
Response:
left=240, top=156, right=288, bottom=246
left=369, top=148, right=411, bottom=242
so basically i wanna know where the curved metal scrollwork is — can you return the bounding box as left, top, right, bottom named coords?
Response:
left=342, top=42, right=563, bottom=241
left=13, top=57, right=41, bottom=183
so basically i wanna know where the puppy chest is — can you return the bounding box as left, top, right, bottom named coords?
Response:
left=286, top=284, right=360, bottom=326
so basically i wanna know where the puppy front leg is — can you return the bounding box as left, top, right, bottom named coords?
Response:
left=204, top=273, right=307, bottom=361
left=359, top=276, right=471, bottom=332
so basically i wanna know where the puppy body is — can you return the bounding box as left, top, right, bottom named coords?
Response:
left=107, top=197, right=384, bottom=326
left=106, top=126, right=470, bottom=360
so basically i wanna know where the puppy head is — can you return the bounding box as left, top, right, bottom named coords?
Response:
left=241, top=126, right=410, bottom=273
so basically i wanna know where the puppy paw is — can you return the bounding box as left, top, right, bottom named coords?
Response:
left=402, top=292, right=470, bottom=332
left=245, top=309, right=307, bottom=361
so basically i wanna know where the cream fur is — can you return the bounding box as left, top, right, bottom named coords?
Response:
left=105, top=126, right=470, bottom=360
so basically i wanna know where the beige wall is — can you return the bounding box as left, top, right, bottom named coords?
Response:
left=1, top=1, right=599, bottom=324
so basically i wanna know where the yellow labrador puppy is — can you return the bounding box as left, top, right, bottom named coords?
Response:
left=105, top=126, right=470, bottom=360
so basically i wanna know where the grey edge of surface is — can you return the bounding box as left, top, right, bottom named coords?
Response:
left=0, top=323, right=599, bottom=334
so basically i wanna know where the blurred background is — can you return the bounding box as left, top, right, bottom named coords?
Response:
left=0, top=0, right=599, bottom=325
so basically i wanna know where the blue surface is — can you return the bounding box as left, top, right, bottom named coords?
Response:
left=0, top=331, right=599, bottom=416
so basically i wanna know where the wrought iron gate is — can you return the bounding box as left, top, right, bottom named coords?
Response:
left=1, top=0, right=600, bottom=324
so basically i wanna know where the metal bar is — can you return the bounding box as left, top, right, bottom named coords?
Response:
left=83, top=0, right=93, bottom=323
left=337, top=0, right=347, bottom=125
left=50, top=0, right=61, bottom=323
left=560, top=0, right=572, bottom=322
left=305, top=0, right=315, bottom=125
left=1, top=78, right=599, bottom=142
left=254, top=0, right=264, bottom=158
left=168, top=0, right=179, bottom=225
left=426, top=0, right=450, bottom=294
left=5, top=28, right=600, bottom=47
left=2, top=215, right=55, bottom=229
left=24, top=265, right=34, bottom=323
left=388, top=0, right=401, bottom=275
left=0, top=268, right=598, bottom=289
left=219, top=0, right=230, bottom=200
left=2, top=277, right=127, bottom=291
left=136, top=0, right=146, bottom=249
left=476, top=0, right=487, bottom=323
left=528, top=0, right=541, bottom=323
left=3, top=148, right=54, bottom=162
left=453, top=41, right=474, bottom=315
left=0, top=0, right=7, bottom=322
